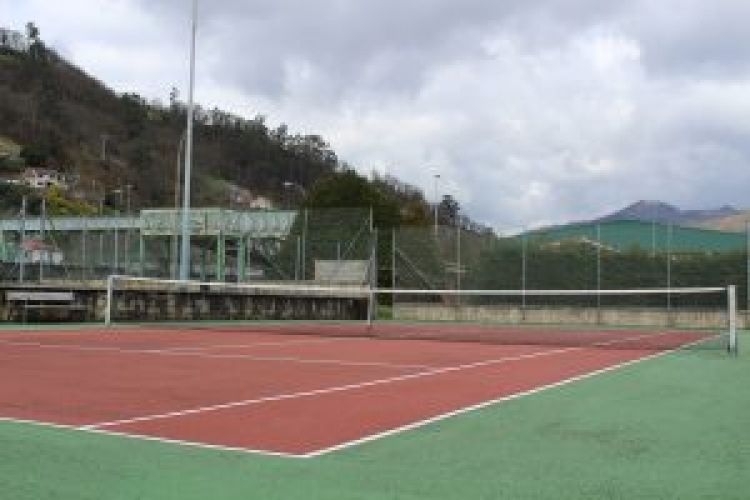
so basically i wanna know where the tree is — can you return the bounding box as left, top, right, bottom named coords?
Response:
left=438, top=194, right=460, bottom=225
left=169, top=86, right=180, bottom=108
left=25, top=22, right=39, bottom=42
left=20, top=144, right=49, bottom=167
left=305, top=169, right=400, bottom=228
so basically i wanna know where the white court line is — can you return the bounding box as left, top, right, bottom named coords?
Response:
left=0, top=416, right=305, bottom=459
left=158, top=335, right=367, bottom=352
left=80, top=330, right=686, bottom=430
left=304, top=337, right=709, bottom=457
left=0, top=332, right=706, bottom=459
left=0, top=339, right=431, bottom=370
left=82, top=346, right=579, bottom=429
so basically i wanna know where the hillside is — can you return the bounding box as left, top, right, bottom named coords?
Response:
left=0, top=40, right=346, bottom=211
left=0, top=35, right=454, bottom=230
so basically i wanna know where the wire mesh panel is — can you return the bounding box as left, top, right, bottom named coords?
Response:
left=258, top=207, right=372, bottom=283
left=378, top=287, right=736, bottom=353
left=0, top=207, right=748, bottom=345
left=0, top=208, right=373, bottom=283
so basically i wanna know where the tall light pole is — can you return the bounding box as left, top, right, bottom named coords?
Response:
left=179, top=0, right=197, bottom=280
left=433, top=173, right=441, bottom=237
left=173, top=131, right=186, bottom=279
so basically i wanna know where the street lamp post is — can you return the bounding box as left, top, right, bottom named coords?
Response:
left=283, top=181, right=306, bottom=204
left=179, top=0, right=197, bottom=280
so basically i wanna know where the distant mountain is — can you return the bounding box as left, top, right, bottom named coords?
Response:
left=598, top=201, right=741, bottom=226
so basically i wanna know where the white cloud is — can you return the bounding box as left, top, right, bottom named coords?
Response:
left=3, top=0, right=750, bottom=231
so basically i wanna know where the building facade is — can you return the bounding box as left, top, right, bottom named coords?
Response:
left=22, top=168, right=69, bottom=190
left=0, top=28, right=30, bottom=53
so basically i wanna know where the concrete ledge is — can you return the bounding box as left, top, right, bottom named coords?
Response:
left=394, top=303, right=748, bottom=329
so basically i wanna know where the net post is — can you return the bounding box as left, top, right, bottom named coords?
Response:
left=104, top=274, right=115, bottom=327
left=728, top=285, right=738, bottom=356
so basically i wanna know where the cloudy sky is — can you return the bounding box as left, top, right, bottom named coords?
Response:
left=3, top=1, right=750, bottom=232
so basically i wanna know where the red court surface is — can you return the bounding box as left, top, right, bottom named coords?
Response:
left=0, top=326, right=707, bottom=457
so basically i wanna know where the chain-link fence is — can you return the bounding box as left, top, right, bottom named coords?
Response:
left=1, top=207, right=748, bottom=314
left=389, top=221, right=749, bottom=314
left=0, top=207, right=373, bottom=284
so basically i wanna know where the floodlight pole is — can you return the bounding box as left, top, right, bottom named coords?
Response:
left=173, top=131, right=186, bottom=279
left=179, top=0, right=197, bottom=280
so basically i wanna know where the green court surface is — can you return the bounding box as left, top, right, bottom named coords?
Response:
left=0, top=333, right=747, bottom=500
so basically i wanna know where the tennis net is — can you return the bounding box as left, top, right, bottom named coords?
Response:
left=103, top=275, right=738, bottom=354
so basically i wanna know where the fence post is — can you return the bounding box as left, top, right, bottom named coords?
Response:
left=456, top=221, right=461, bottom=292
left=302, top=209, right=308, bottom=280
left=521, top=230, right=527, bottom=320
left=139, top=232, right=146, bottom=277
left=19, top=196, right=26, bottom=283
left=105, top=274, right=114, bottom=327
left=81, top=217, right=88, bottom=280
left=295, top=236, right=301, bottom=281
left=391, top=228, right=396, bottom=290
left=596, top=223, right=602, bottom=324
left=39, top=198, right=45, bottom=282
left=367, top=229, right=378, bottom=326
left=237, top=236, right=246, bottom=283
left=667, top=224, right=672, bottom=326
left=113, top=226, right=119, bottom=275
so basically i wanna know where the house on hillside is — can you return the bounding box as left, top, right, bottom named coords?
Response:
left=228, top=184, right=275, bottom=209
left=0, top=28, right=29, bottom=53
left=20, top=239, right=63, bottom=265
left=21, top=168, right=69, bottom=190
left=248, top=196, right=273, bottom=210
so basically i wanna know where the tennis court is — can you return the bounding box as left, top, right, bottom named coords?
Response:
left=0, top=322, right=716, bottom=458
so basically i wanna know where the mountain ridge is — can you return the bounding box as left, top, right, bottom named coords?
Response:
left=597, top=200, right=742, bottom=227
